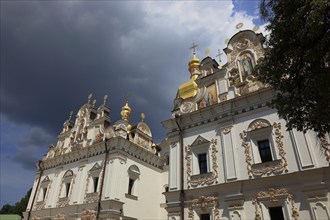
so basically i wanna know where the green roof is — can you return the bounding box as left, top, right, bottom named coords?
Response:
left=0, top=215, right=21, bottom=220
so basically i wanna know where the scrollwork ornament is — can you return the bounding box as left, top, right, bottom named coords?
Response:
left=188, top=196, right=220, bottom=220
left=240, top=121, right=288, bottom=178
left=253, top=188, right=299, bottom=220
left=221, top=126, right=232, bottom=134
left=320, top=135, right=330, bottom=162
left=186, top=139, right=218, bottom=187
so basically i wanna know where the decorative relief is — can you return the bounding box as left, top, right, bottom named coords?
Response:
left=219, top=94, right=227, bottom=102
left=240, top=121, right=288, bottom=178
left=32, top=216, right=41, bottom=220
left=57, top=174, right=76, bottom=207
left=180, top=102, right=193, bottom=114
left=84, top=192, right=99, bottom=204
left=81, top=209, right=97, bottom=220
left=252, top=188, right=299, bottom=220
left=186, top=139, right=218, bottom=187
left=320, top=135, right=330, bottom=162
left=221, top=126, right=232, bottom=134
left=188, top=196, right=220, bottom=220
left=53, top=213, right=66, bottom=220
left=109, top=155, right=127, bottom=164
left=248, top=119, right=271, bottom=131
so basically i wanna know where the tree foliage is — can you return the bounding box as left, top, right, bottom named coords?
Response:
left=0, top=188, right=31, bottom=217
left=256, top=0, right=330, bottom=135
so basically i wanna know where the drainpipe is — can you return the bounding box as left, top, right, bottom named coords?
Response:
left=96, top=139, right=109, bottom=220
left=27, top=160, right=43, bottom=220
left=175, top=115, right=184, bottom=220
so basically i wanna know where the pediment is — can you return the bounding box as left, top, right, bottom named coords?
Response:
left=90, top=163, right=102, bottom=172
left=191, top=135, right=210, bottom=147
left=41, top=176, right=50, bottom=183
left=63, top=169, right=73, bottom=178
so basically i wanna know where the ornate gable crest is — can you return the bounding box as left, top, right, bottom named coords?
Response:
left=90, top=163, right=101, bottom=172
left=191, top=135, right=210, bottom=147
left=41, top=176, right=50, bottom=183
left=63, top=170, right=73, bottom=178
left=248, top=119, right=271, bottom=132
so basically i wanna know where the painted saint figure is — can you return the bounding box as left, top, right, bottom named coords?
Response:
left=241, top=55, right=253, bottom=76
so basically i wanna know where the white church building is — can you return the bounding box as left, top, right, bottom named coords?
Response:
left=23, top=30, right=330, bottom=220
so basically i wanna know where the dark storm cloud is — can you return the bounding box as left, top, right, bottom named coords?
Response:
left=13, top=127, right=56, bottom=170
left=1, top=1, right=189, bottom=144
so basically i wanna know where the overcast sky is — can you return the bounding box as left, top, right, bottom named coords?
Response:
left=0, top=1, right=266, bottom=206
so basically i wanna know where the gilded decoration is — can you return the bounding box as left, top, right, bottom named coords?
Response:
left=32, top=216, right=41, bottom=220
left=84, top=165, right=103, bottom=204
left=81, top=209, right=97, bottom=220
left=188, top=196, right=220, bottom=220
left=185, top=139, right=218, bottom=187
left=248, top=119, right=270, bottom=131
left=320, top=135, right=330, bottom=162
left=221, top=126, right=232, bottom=134
left=219, top=94, right=227, bottom=102
left=57, top=174, right=76, bottom=207
left=53, top=213, right=66, bottom=220
left=252, top=188, right=299, bottom=220
left=239, top=121, right=288, bottom=178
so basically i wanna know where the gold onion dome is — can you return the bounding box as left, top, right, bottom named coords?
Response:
left=178, top=52, right=201, bottom=99
left=121, top=101, right=131, bottom=121
left=188, top=55, right=201, bottom=73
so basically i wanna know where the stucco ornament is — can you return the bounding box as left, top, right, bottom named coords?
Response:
left=240, top=121, right=288, bottom=178
left=188, top=196, right=220, bottom=220
left=185, top=139, right=218, bottom=187
left=252, top=188, right=299, bottom=220
left=320, top=135, right=330, bottom=162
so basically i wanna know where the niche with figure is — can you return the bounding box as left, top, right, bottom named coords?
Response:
left=237, top=53, right=255, bottom=81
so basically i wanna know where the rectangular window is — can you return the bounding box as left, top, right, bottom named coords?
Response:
left=200, top=213, right=210, bottom=220
left=42, top=187, right=47, bottom=201
left=269, top=206, right=285, bottom=220
left=93, top=177, right=99, bottom=193
left=257, top=140, right=273, bottom=162
left=198, top=153, right=208, bottom=174
left=65, top=182, right=71, bottom=197
left=128, top=178, right=135, bottom=195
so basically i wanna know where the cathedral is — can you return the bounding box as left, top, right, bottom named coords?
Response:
left=23, top=30, right=330, bottom=220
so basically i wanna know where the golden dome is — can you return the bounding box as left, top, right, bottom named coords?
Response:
left=188, top=55, right=201, bottom=73
left=178, top=75, right=198, bottom=99
left=121, top=101, right=131, bottom=121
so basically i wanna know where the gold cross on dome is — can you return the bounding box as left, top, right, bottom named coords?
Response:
left=190, top=42, right=199, bottom=55
left=216, top=49, right=223, bottom=68
left=125, top=92, right=131, bottom=103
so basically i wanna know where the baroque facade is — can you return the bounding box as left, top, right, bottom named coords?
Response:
left=24, top=30, right=329, bottom=220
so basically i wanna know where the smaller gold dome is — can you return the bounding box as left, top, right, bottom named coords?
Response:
left=121, top=101, right=131, bottom=121
left=188, top=55, right=201, bottom=73
left=127, top=124, right=132, bottom=132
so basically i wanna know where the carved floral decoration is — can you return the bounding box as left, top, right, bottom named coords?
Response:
left=81, top=209, right=97, bottom=220
left=188, top=196, right=220, bottom=220
left=57, top=172, right=76, bottom=208
left=252, top=188, right=299, bottom=220
left=53, top=213, right=66, bottom=220
left=320, top=135, right=330, bottom=162
left=239, top=121, right=288, bottom=177
left=185, top=139, right=218, bottom=187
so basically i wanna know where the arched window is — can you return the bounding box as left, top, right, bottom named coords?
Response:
left=126, top=165, right=140, bottom=199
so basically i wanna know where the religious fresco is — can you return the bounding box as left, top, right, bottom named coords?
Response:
left=198, top=84, right=217, bottom=109
left=238, top=53, right=254, bottom=81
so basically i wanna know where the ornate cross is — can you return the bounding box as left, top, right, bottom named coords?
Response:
left=125, top=92, right=131, bottom=103
left=216, top=49, right=223, bottom=67
left=190, top=42, right=198, bottom=55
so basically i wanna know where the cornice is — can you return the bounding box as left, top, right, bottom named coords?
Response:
left=40, top=137, right=164, bottom=170
left=162, top=87, right=275, bottom=135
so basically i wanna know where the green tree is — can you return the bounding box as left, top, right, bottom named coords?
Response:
left=256, top=0, right=330, bottom=135
left=0, top=188, right=31, bottom=217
